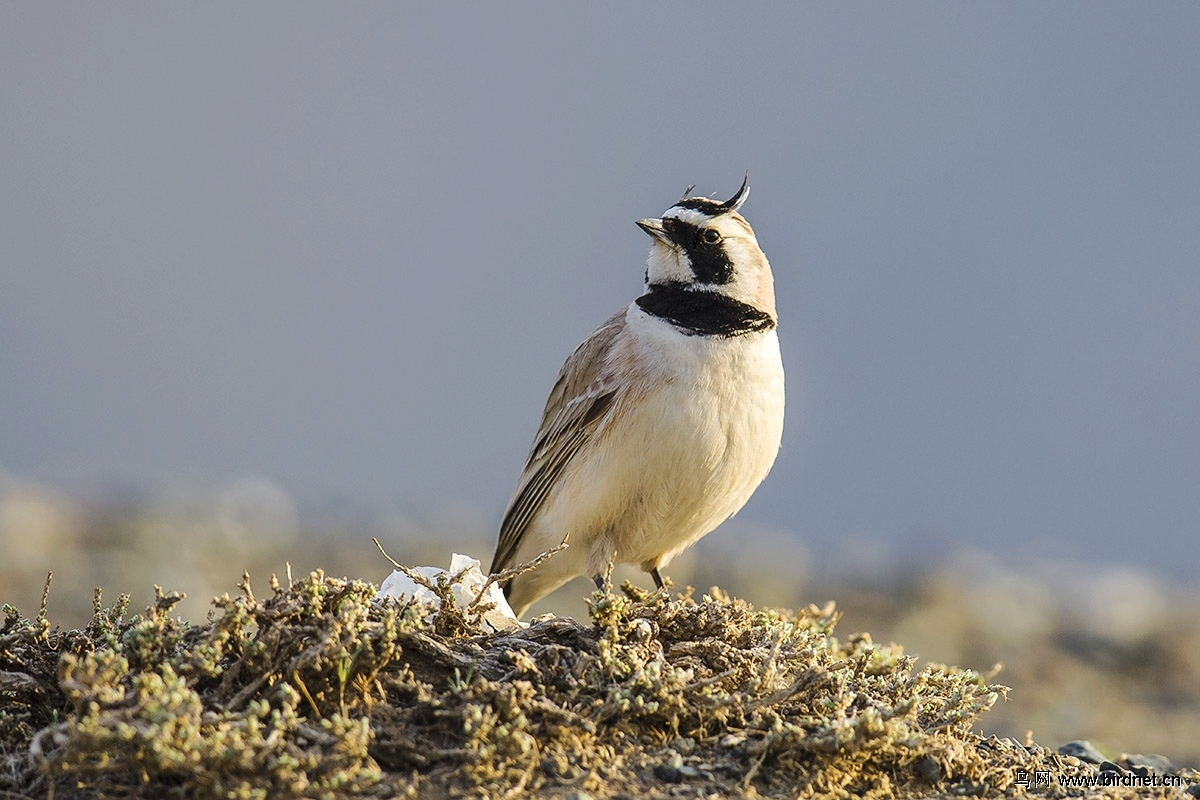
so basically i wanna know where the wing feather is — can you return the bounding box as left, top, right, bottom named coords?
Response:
left=490, top=311, right=626, bottom=574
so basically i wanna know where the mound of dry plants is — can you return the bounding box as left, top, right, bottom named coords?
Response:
left=1, top=568, right=1194, bottom=798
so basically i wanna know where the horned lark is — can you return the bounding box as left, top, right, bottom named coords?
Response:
left=490, top=177, right=785, bottom=617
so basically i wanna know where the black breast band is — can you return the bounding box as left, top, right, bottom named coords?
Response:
left=635, top=283, right=775, bottom=338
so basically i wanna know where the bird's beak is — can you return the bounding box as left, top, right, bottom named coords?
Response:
left=637, top=218, right=672, bottom=245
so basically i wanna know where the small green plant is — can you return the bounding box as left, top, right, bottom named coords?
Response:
left=2, top=567, right=1194, bottom=798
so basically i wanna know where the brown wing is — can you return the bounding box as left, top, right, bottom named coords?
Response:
left=490, top=310, right=626, bottom=574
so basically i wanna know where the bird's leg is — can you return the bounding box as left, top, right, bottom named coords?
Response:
left=650, top=568, right=666, bottom=591
left=593, top=559, right=616, bottom=596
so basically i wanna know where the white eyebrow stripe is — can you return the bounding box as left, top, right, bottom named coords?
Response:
left=664, top=207, right=719, bottom=226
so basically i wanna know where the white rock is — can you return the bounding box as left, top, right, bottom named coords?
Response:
left=377, top=553, right=524, bottom=631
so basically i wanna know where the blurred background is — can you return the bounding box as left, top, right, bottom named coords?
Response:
left=3, top=2, right=1198, bottom=766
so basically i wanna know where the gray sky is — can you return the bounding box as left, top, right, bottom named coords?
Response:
left=3, top=4, right=1198, bottom=574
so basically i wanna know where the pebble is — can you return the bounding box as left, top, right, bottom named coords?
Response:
left=652, top=764, right=683, bottom=784
left=670, top=736, right=696, bottom=755
left=654, top=750, right=685, bottom=783
left=629, top=618, right=655, bottom=643
left=1057, top=740, right=1105, bottom=764
left=915, top=756, right=943, bottom=783
left=1120, top=753, right=1177, bottom=776
left=719, top=733, right=746, bottom=749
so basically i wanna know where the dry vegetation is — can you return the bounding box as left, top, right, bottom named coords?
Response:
left=7, top=478, right=1200, bottom=772
left=4, top=567, right=1196, bottom=799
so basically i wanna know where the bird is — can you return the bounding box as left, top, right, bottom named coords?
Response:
left=489, top=177, right=785, bottom=617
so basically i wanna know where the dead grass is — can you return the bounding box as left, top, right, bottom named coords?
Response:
left=1, top=570, right=1195, bottom=799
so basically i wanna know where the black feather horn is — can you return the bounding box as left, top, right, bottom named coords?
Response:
left=717, top=174, right=750, bottom=214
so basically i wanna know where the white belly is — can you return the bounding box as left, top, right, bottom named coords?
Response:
left=516, top=306, right=785, bottom=597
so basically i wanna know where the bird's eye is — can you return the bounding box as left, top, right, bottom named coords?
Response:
left=702, top=229, right=722, bottom=245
